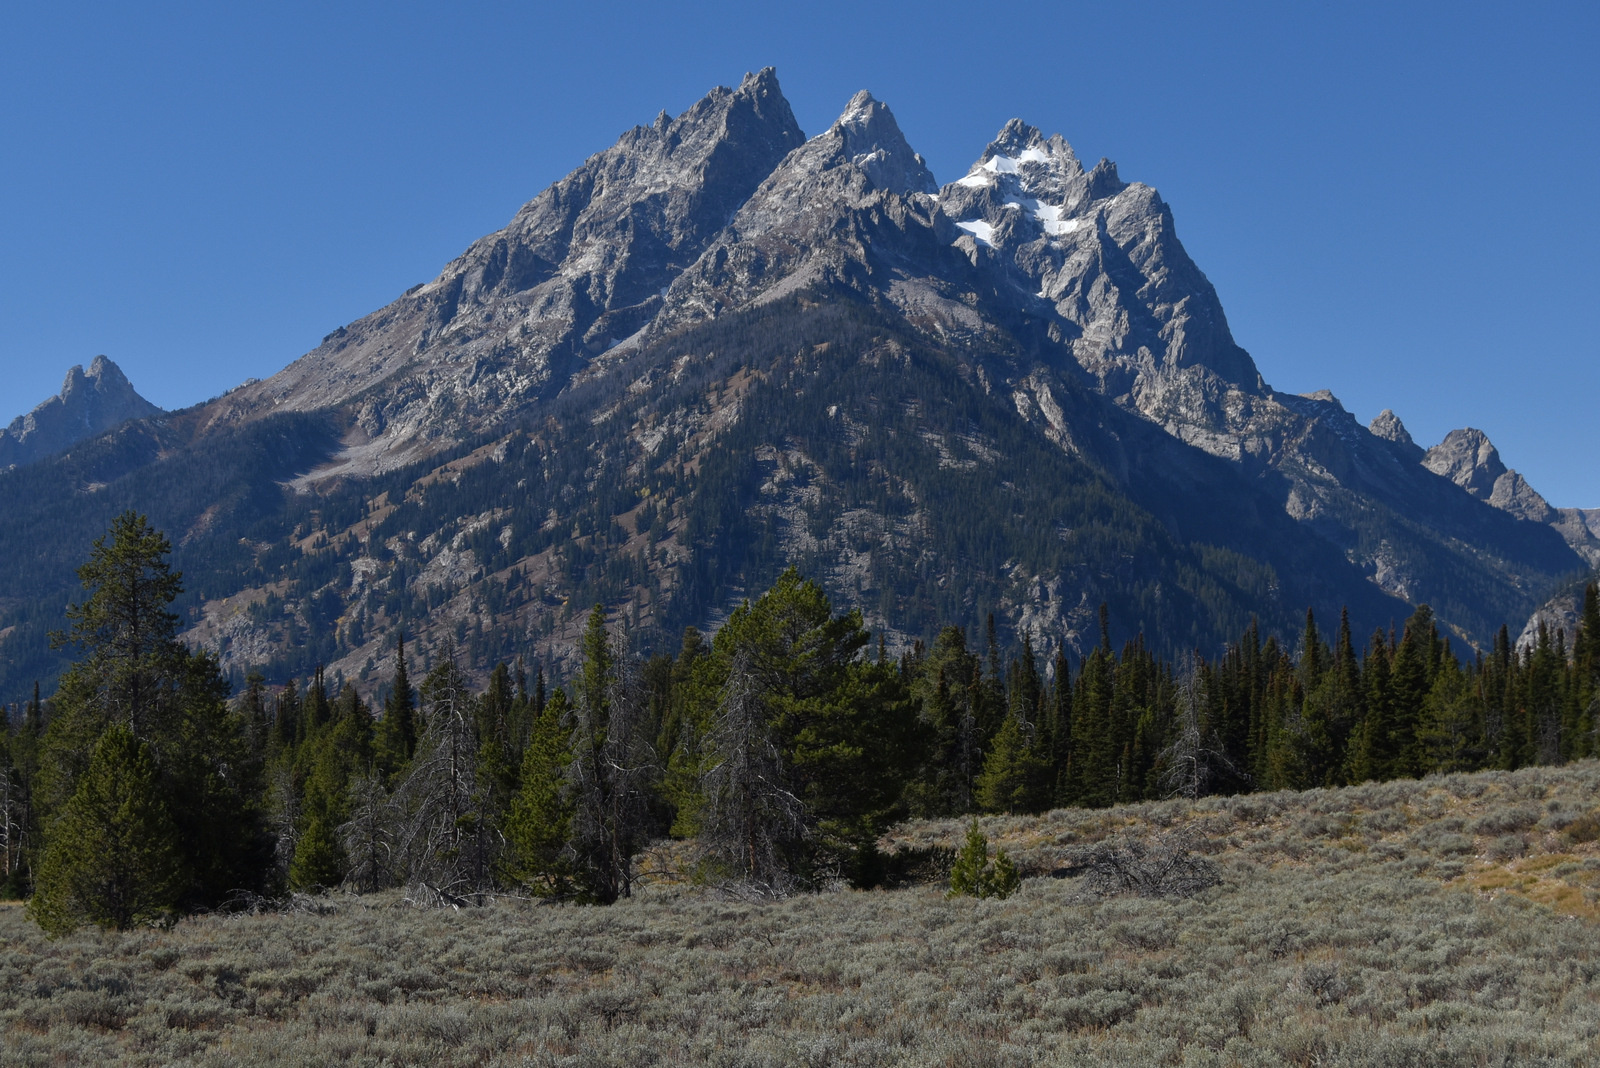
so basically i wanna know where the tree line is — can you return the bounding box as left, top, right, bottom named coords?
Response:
left=2, top=512, right=1597, bottom=929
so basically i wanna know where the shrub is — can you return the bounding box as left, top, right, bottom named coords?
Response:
left=1487, top=834, right=1528, bottom=861
left=1470, top=805, right=1541, bottom=836
left=1562, top=811, right=1600, bottom=845
left=1074, top=832, right=1221, bottom=900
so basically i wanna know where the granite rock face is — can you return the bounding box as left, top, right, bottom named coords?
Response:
left=202, top=68, right=805, bottom=473
left=1369, top=409, right=1423, bottom=460
left=176, top=72, right=1585, bottom=637
left=0, top=356, right=162, bottom=469
left=4, top=68, right=1574, bottom=687
left=1424, top=428, right=1555, bottom=524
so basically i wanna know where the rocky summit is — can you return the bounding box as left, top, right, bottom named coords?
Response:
left=0, top=70, right=1589, bottom=696
left=0, top=356, right=162, bottom=470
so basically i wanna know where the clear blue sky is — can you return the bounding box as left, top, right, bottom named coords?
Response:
left=2, top=1, right=1595, bottom=505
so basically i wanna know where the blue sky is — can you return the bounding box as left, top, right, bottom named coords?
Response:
left=2, top=1, right=1595, bottom=504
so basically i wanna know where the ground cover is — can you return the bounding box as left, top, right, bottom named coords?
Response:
left=3, top=762, right=1598, bottom=1066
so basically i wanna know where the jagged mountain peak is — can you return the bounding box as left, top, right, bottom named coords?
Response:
left=2, top=70, right=1592, bottom=702
left=954, top=120, right=1083, bottom=197
left=813, top=90, right=936, bottom=195
left=202, top=69, right=806, bottom=466
left=1425, top=427, right=1554, bottom=523
left=1369, top=408, right=1416, bottom=449
left=1, top=355, right=162, bottom=470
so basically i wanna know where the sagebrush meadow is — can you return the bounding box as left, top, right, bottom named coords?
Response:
left=3, top=761, right=1598, bottom=1066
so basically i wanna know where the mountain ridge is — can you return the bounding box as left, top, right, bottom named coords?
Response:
left=0, top=70, right=1587, bottom=699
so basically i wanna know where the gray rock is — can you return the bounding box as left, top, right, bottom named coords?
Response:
left=171, top=70, right=1585, bottom=650
left=831, top=91, right=936, bottom=196
left=203, top=68, right=805, bottom=471
left=1368, top=409, right=1423, bottom=459
left=1424, top=428, right=1554, bottom=522
left=0, top=356, right=162, bottom=468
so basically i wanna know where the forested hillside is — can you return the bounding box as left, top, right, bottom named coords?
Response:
left=4, top=514, right=1596, bottom=918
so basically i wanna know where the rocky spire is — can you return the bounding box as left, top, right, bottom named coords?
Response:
left=1369, top=409, right=1423, bottom=460
left=829, top=91, right=936, bottom=195
left=1424, top=428, right=1554, bottom=523
left=0, top=356, right=162, bottom=469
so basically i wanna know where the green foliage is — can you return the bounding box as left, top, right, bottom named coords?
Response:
left=30, top=513, right=270, bottom=925
left=946, top=819, right=1020, bottom=900
left=375, top=635, right=417, bottom=782
left=287, top=811, right=344, bottom=890
left=974, top=710, right=1049, bottom=815
left=506, top=689, right=576, bottom=897
left=15, top=514, right=1600, bottom=916
left=28, top=723, right=183, bottom=934
left=677, top=569, right=917, bottom=888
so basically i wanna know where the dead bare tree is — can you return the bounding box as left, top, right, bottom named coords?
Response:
left=1160, top=657, right=1241, bottom=801
left=337, top=770, right=394, bottom=893
left=567, top=652, right=657, bottom=903
left=697, top=648, right=809, bottom=896
left=1075, top=831, right=1221, bottom=899
left=388, top=645, right=497, bottom=898
left=267, top=763, right=300, bottom=883
left=0, top=763, right=28, bottom=885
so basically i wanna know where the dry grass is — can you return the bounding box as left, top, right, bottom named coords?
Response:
left=4, top=763, right=1600, bottom=1066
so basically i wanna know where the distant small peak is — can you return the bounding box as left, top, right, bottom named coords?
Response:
left=1085, top=158, right=1125, bottom=200
left=740, top=67, right=781, bottom=94
left=653, top=109, right=670, bottom=131
left=1368, top=408, right=1416, bottom=448
left=1425, top=427, right=1507, bottom=493
left=1300, top=388, right=1344, bottom=409
left=839, top=89, right=879, bottom=125
left=991, top=118, right=1047, bottom=155
left=956, top=122, right=1081, bottom=191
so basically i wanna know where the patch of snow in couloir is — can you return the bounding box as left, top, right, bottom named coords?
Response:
left=1002, top=197, right=1079, bottom=236
left=955, top=219, right=995, bottom=247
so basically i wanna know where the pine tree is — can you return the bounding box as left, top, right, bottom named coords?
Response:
left=1387, top=605, right=1437, bottom=778
left=974, top=709, right=1048, bottom=814
left=947, top=818, right=990, bottom=898
left=28, top=723, right=182, bottom=934
left=1065, top=645, right=1117, bottom=807
left=388, top=642, right=489, bottom=893
left=1351, top=630, right=1393, bottom=783
left=273, top=678, right=301, bottom=754
left=567, top=606, right=658, bottom=902
left=287, top=807, right=344, bottom=890
left=38, top=513, right=186, bottom=810
left=506, top=689, right=576, bottom=896
left=34, top=513, right=268, bottom=916
left=904, top=626, right=982, bottom=818
left=376, top=635, right=417, bottom=781
left=946, top=818, right=1020, bottom=900
left=1571, top=583, right=1600, bottom=758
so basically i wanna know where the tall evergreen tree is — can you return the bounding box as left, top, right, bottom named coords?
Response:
left=506, top=688, right=576, bottom=896
left=34, top=512, right=269, bottom=917
left=376, top=635, right=417, bottom=781
left=29, top=723, right=182, bottom=934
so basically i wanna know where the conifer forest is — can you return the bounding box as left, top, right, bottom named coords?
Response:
left=3, top=511, right=1597, bottom=925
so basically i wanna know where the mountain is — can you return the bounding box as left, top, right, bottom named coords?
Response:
left=0, top=356, right=163, bottom=470
left=200, top=69, right=806, bottom=478
left=0, top=70, right=1586, bottom=699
